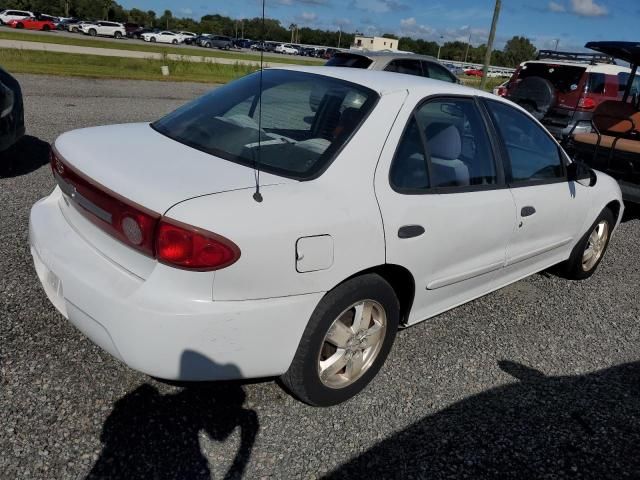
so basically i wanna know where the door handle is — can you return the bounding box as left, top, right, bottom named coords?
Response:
left=521, top=206, right=536, bottom=217
left=398, top=225, right=425, bottom=239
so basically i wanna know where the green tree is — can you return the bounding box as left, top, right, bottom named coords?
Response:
left=503, top=36, right=537, bottom=67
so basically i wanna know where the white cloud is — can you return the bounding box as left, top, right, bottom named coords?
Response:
left=400, top=17, right=416, bottom=28
left=295, top=11, right=318, bottom=23
left=548, top=1, right=565, bottom=12
left=570, top=0, right=607, bottom=16
left=351, top=0, right=407, bottom=14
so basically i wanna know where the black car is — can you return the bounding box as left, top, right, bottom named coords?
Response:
left=0, top=67, right=24, bottom=153
left=129, top=27, right=158, bottom=39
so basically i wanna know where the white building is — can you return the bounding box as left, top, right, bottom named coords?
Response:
left=352, top=35, right=399, bottom=52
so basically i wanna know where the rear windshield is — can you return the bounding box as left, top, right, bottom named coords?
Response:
left=326, top=53, right=374, bottom=69
left=152, top=70, right=378, bottom=180
left=516, top=63, right=586, bottom=93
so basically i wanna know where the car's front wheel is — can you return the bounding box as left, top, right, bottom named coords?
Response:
left=172, top=39, right=178, bottom=44
left=561, top=207, right=615, bottom=280
left=281, top=274, right=399, bottom=406
left=150, top=37, right=156, bottom=43
left=89, top=28, right=97, bottom=36
left=42, top=25, right=50, bottom=31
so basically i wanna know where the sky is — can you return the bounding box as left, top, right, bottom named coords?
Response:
left=118, top=0, right=639, bottom=51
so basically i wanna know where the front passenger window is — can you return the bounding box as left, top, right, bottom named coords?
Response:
left=485, top=100, right=564, bottom=183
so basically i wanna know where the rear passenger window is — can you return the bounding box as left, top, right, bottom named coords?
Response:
left=384, top=60, right=423, bottom=77
left=423, top=63, right=456, bottom=83
left=390, top=97, right=498, bottom=192
left=485, top=100, right=563, bottom=183
left=587, top=73, right=606, bottom=94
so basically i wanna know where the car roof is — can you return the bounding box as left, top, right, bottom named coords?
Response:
left=519, top=59, right=630, bottom=74
left=271, top=66, right=503, bottom=101
left=337, top=51, right=439, bottom=63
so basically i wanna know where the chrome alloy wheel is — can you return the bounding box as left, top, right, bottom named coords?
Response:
left=582, top=220, right=609, bottom=272
left=318, top=300, right=387, bottom=389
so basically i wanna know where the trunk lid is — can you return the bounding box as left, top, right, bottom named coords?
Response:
left=54, top=122, right=290, bottom=214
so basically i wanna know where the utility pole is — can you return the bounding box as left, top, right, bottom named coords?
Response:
left=480, top=0, right=501, bottom=90
left=337, top=28, right=342, bottom=48
left=463, top=32, right=472, bottom=64
left=554, top=38, right=560, bottom=51
left=437, top=35, right=444, bottom=60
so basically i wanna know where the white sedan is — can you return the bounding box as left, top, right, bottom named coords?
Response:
left=30, top=67, right=623, bottom=406
left=141, top=30, right=183, bottom=44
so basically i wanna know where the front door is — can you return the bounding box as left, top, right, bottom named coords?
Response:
left=482, top=99, right=589, bottom=266
left=375, top=95, right=516, bottom=324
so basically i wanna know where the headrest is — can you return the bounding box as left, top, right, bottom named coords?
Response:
left=425, top=122, right=461, bottom=160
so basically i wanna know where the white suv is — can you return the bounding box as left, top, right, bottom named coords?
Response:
left=0, top=9, right=33, bottom=25
left=80, top=21, right=125, bottom=39
left=276, top=44, right=299, bottom=55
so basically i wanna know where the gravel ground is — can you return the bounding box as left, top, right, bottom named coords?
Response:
left=1, top=74, right=640, bottom=480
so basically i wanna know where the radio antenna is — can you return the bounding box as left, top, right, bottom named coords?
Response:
left=252, top=0, right=266, bottom=203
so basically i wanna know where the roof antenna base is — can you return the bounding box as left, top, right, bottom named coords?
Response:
left=253, top=191, right=263, bottom=203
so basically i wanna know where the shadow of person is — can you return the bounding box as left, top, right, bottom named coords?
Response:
left=87, top=351, right=259, bottom=480
left=0, top=135, right=50, bottom=178
left=325, top=360, right=640, bottom=479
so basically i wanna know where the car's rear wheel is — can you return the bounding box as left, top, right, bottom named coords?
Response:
left=172, top=39, right=178, bottom=44
left=205, top=42, right=212, bottom=48
left=89, top=28, right=97, bottom=36
left=114, top=31, right=122, bottom=39
left=16, top=23, right=24, bottom=29
left=42, top=25, right=50, bottom=31
left=280, top=274, right=399, bottom=406
left=560, top=207, right=615, bottom=280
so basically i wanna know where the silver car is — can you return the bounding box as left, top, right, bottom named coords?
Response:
left=326, top=52, right=460, bottom=84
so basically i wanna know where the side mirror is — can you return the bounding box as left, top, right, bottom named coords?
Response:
left=567, top=161, right=597, bottom=187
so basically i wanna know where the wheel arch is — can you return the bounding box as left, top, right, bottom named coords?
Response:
left=605, top=199, right=622, bottom=225
left=333, top=264, right=415, bottom=325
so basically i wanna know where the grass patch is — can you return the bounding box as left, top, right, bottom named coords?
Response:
left=459, top=76, right=506, bottom=92
left=0, top=29, right=322, bottom=66
left=0, top=48, right=259, bottom=83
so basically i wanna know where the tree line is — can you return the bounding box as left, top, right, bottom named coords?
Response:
left=1, top=0, right=537, bottom=67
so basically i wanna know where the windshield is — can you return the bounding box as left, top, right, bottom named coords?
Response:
left=516, top=63, right=586, bottom=93
left=152, top=70, right=378, bottom=179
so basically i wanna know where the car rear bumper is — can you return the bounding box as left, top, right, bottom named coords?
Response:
left=29, top=188, right=323, bottom=381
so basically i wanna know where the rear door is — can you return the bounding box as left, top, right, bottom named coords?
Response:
left=375, top=95, right=516, bottom=323
left=483, top=99, right=589, bottom=266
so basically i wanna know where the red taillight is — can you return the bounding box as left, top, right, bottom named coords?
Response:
left=156, top=218, right=240, bottom=271
left=578, top=96, right=597, bottom=110
left=51, top=149, right=240, bottom=271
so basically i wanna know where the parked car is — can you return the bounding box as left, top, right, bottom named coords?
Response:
left=0, top=66, right=24, bottom=153
left=80, top=21, right=126, bottom=39
left=56, top=17, right=79, bottom=31
left=505, top=49, right=632, bottom=140
left=66, top=20, right=93, bottom=33
left=566, top=41, right=640, bottom=204
left=141, top=31, right=183, bottom=44
left=192, top=33, right=212, bottom=47
left=276, top=43, right=299, bottom=55
left=0, top=9, right=33, bottom=25
left=202, top=35, right=233, bottom=50
left=30, top=67, right=623, bottom=406
left=129, top=27, right=157, bottom=39
left=326, top=52, right=460, bottom=84
left=177, top=31, right=197, bottom=44
left=7, top=15, right=56, bottom=31
left=123, top=22, right=140, bottom=37
left=464, top=68, right=484, bottom=77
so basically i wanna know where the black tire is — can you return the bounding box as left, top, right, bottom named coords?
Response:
left=280, top=274, right=399, bottom=406
left=89, top=28, right=97, bottom=37
left=559, top=207, right=615, bottom=280
left=172, top=39, right=178, bottom=44
left=16, top=23, right=24, bottom=29
left=114, top=31, right=122, bottom=39
left=206, top=42, right=212, bottom=48
left=42, top=25, right=50, bottom=31
left=150, top=36, right=156, bottom=43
